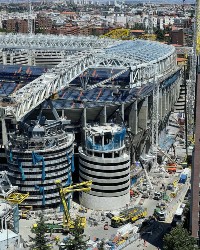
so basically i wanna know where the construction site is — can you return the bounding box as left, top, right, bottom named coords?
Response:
left=0, top=24, right=195, bottom=249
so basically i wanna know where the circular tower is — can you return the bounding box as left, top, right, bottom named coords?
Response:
left=79, top=123, right=130, bottom=210
left=6, top=120, right=74, bottom=209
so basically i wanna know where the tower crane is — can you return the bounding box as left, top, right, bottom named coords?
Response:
left=55, top=179, right=92, bottom=232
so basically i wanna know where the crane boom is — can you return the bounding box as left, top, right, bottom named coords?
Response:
left=55, top=179, right=92, bottom=229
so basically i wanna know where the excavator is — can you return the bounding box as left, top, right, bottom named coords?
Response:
left=46, top=179, right=92, bottom=233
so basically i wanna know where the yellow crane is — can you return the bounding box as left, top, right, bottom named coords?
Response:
left=139, top=33, right=156, bottom=41
left=101, top=28, right=157, bottom=41
left=100, top=28, right=134, bottom=40
left=55, top=179, right=92, bottom=231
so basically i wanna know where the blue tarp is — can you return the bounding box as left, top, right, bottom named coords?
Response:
left=32, top=152, right=46, bottom=181
left=71, top=155, right=75, bottom=172
left=35, top=185, right=45, bottom=206
left=179, top=174, right=187, bottom=184
left=66, top=152, right=75, bottom=172
left=9, top=149, right=13, bottom=162
left=66, top=152, right=71, bottom=164
left=17, top=158, right=26, bottom=181
left=65, top=172, right=72, bottom=186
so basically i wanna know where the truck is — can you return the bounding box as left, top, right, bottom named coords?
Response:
left=179, top=168, right=190, bottom=184
left=111, top=206, right=147, bottom=228
left=153, top=208, right=166, bottom=221
left=153, top=192, right=162, bottom=200
left=19, top=205, right=33, bottom=219
left=171, top=206, right=184, bottom=227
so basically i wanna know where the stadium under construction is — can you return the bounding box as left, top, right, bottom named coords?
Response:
left=0, top=34, right=183, bottom=211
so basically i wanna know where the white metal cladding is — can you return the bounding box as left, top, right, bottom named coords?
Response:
left=0, top=34, right=177, bottom=121
left=0, top=33, right=121, bottom=50
left=8, top=51, right=101, bottom=121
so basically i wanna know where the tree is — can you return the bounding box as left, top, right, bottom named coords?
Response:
left=29, top=213, right=52, bottom=250
left=63, top=217, right=88, bottom=250
left=155, top=28, right=165, bottom=41
left=163, top=225, right=198, bottom=250
left=183, top=202, right=190, bottom=230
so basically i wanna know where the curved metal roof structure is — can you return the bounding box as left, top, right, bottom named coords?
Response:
left=0, top=34, right=178, bottom=121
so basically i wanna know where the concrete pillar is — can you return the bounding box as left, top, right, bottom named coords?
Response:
left=100, top=105, right=107, bottom=125
left=170, top=88, right=173, bottom=108
left=172, top=86, right=175, bottom=108
left=138, top=99, right=148, bottom=156
left=28, top=53, right=33, bottom=66
left=129, top=101, right=137, bottom=135
left=138, top=99, right=148, bottom=131
left=168, top=89, right=171, bottom=112
left=121, top=103, right=124, bottom=122
left=2, top=51, right=7, bottom=65
left=159, top=91, right=162, bottom=119
left=165, top=89, right=169, bottom=114
left=1, top=118, right=8, bottom=146
left=162, top=89, right=166, bottom=119
left=10, top=53, right=14, bottom=65
left=130, top=70, right=133, bottom=84
left=82, top=108, right=87, bottom=147
left=62, top=109, right=64, bottom=118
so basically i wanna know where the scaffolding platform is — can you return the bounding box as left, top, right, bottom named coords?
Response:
left=6, top=192, right=29, bottom=204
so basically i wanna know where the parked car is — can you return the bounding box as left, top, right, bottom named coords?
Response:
left=106, top=212, right=114, bottom=219
left=142, top=192, right=149, bottom=199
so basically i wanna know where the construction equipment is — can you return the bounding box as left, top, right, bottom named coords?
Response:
left=138, top=34, right=156, bottom=41
left=157, top=146, right=177, bottom=165
left=156, top=202, right=166, bottom=211
left=0, top=171, right=29, bottom=204
left=100, top=29, right=134, bottom=40
left=19, top=205, right=33, bottom=219
left=54, top=179, right=92, bottom=232
left=111, top=206, right=147, bottom=228
left=153, top=192, right=162, bottom=200
left=153, top=208, right=166, bottom=221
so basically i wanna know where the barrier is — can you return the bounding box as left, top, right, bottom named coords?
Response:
left=116, top=233, right=140, bottom=250
left=35, top=185, right=45, bottom=206
left=65, top=172, right=72, bottom=186
left=17, top=158, right=26, bottom=181
left=71, top=155, right=75, bottom=172
left=32, top=151, right=46, bottom=181
left=9, top=149, right=13, bottom=162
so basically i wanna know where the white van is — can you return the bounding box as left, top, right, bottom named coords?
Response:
left=172, top=206, right=184, bottom=226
